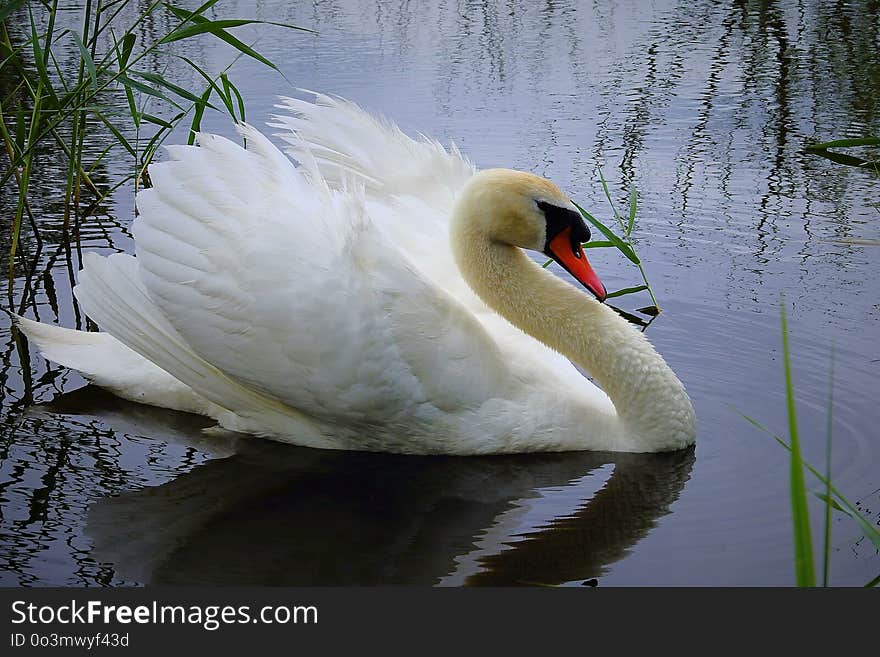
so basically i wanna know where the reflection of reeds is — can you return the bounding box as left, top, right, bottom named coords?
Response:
left=744, top=301, right=880, bottom=587
left=0, top=0, right=308, bottom=286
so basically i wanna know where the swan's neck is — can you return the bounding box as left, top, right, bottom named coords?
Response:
left=451, top=216, right=695, bottom=451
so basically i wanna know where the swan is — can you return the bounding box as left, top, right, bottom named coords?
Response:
left=13, top=92, right=695, bottom=455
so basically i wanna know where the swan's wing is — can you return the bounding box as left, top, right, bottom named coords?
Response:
left=132, top=125, right=507, bottom=432
left=270, top=91, right=474, bottom=209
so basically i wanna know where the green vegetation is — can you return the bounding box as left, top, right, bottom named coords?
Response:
left=805, top=137, right=880, bottom=173
left=546, top=168, right=660, bottom=321
left=744, top=301, right=880, bottom=587
left=0, top=0, right=308, bottom=286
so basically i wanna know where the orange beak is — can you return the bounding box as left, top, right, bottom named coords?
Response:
left=545, top=227, right=607, bottom=302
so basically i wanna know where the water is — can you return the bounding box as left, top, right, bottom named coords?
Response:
left=1, top=0, right=878, bottom=586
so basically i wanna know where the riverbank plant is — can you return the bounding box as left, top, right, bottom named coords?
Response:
left=744, top=301, right=880, bottom=587
left=546, top=168, right=661, bottom=322
left=0, top=0, right=309, bottom=292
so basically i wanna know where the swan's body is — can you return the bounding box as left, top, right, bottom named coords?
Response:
left=15, top=93, right=695, bottom=454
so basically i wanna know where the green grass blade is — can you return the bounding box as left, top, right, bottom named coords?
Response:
left=626, top=185, right=637, bottom=237
left=807, top=150, right=873, bottom=168
left=226, top=75, right=246, bottom=124
left=159, top=18, right=309, bottom=45
left=160, top=19, right=257, bottom=43
left=806, top=137, right=879, bottom=150
left=0, top=0, right=27, bottom=21
left=87, top=140, right=116, bottom=173
left=131, top=70, right=216, bottom=109
left=582, top=240, right=616, bottom=249
left=220, top=73, right=235, bottom=120
left=92, top=108, right=135, bottom=157
left=213, top=73, right=235, bottom=117
left=597, top=166, right=612, bottom=206
left=606, top=285, right=649, bottom=300
left=118, top=74, right=183, bottom=109
left=111, top=33, right=139, bottom=124
left=573, top=202, right=640, bottom=264
left=865, top=573, right=880, bottom=588
left=207, top=24, right=282, bottom=72
left=70, top=31, right=97, bottom=89
left=166, top=5, right=284, bottom=71
left=812, top=492, right=846, bottom=514
left=28, top=6, right=59, bottom=108
left=780, top=301, right=815, bottom=587
left=828, top=496, right=880, bottom=552
left=141, top=113, right=173, bottom=129
left=177, top=55, right=229, bottom=100
left=597, top=166, right=627, bottom=233
left=117, top=33, right=136, bottom=70
left=139, top=110, right=185, bottom=170
left=743, top=411, right=880, bottom=553
left=166, top=0, right=221, bottom=23
left=188, top=85, right=212, bottom=145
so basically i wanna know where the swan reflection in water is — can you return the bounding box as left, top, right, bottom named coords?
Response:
left=47, top=387, right=695, bottom=586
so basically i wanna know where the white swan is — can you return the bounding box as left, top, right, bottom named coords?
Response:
left=14, top=92, right=695, bottom=454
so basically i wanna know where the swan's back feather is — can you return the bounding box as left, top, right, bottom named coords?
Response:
left=132, top=123, right=509, bottom=447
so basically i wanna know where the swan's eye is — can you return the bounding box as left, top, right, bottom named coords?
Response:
left=536, top=201, right=591, bottom=252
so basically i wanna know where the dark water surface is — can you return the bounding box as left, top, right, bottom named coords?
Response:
left=1, top=0, right=878, bottom=586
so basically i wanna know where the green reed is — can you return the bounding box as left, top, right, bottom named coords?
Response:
left=0, top=0, right=310, bottom=285
left=805, top=137, right=880, bottom=174
left=743, top=301, right=880, bottom=587
left=547, top=168, right=660, bottom=318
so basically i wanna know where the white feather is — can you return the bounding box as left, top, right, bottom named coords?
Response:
left=15, top=93, right=695, bottom=454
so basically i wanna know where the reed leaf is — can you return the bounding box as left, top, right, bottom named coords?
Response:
left=780, top=301, right=815, bottom=587
left=70, top=31, right=98, bottom=90
left=27, top=6, right=58, bottom=107
left=159, top=18, right=307, bottom=45
left=92, top=108, right=136, bottom=157
left=116, top=33, right=136, bottom=70
left=743, top=412, right=880, bottom=554
left=228, top=77, right=245, bottom=123
left=806, top=137, right=879, bottom=150
left=188, top=85, right=212, bottom=145
left=606, top=285, right=649, bottom=299
left=165, top=3, right=287, bottom=72
left=627, top=185, right=637, bottom=237
left=141, top=113, right=174, bottom=129
left=573, top=202, right=640, bottom=264
left=131, top=70, right=217, bottom=109
left=117, top=74, right=182, bottom=109
left=178, top=55, right=233, bottom=107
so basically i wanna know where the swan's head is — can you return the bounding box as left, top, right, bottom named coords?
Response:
left=455, top=169, right=607, bottom=301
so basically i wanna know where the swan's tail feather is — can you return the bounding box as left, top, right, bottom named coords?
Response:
left=14, top=252, right=329, bottom=445
left=11, top=313, right=215, bottom=416
left=13, top=313, right=134, bottom=382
